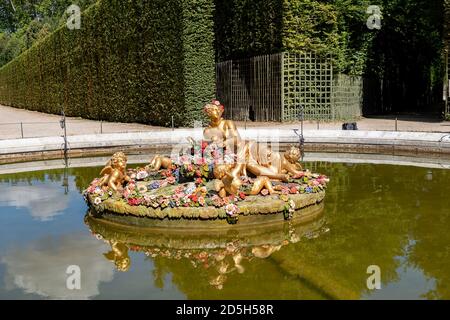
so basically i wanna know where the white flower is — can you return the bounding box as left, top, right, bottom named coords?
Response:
left=289, top=200, right=296, bottom=210
left=223, top=153, right=236, bottom=164
left=136, top=170, right=149, bottom=180
left=94, top=197, right=102, bottom=205
left=225, top=204, right=239, bottom=216
left=95, top=234, right=103, bottom=240
left=184, top=183, right=196, bottom=195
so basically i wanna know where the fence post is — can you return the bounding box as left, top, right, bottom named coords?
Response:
left=20, top=122, right=24, bottom=138
left=395, top=117, right=398, bottom=131
left=100, top=121, right=103, bottom=134
left=172, top=116, right=174, bottom=131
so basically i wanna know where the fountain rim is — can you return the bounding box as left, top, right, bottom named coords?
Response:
left=1, top=129, right=450, bottom=164
left=1, top=152, right=449, bottom=176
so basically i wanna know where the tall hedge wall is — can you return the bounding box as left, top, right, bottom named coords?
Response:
left=0, top=0, right=215, bottom=127
left=214, top=0, right=373, bottom=75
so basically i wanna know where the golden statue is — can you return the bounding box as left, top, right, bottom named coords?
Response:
left=147, top=154, right=173, bottom=171
left=203, top=100, right=241, bottom=151
left=282, top=145, right=303, bottom=173
left=99, top=152, right=130, bottom=192
left=213, top=165, right=278, bottom=197
left=104, top=240, right=131, bottom=272
left=106, top=100, right=305, bottom=198
left=202, top=100, right=303, bottom=195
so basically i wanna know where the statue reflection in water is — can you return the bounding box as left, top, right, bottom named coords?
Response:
left=85, top=209, right=327, bottom=290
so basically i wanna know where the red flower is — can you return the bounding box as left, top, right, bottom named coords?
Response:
left=127, top=198, right=141, bottom=206
left=195, top=170, right=202, bottom=177
left=195, top=178, right=203, bottom=185
left=190, top=195, right=198, bottom=203
left=201, top=141, right=208, bottom=151
left=162, top=169, right=172, bottom=177
left=239, top=192, right=246, bottom=200
left=290, top=187, right=298, bottom=194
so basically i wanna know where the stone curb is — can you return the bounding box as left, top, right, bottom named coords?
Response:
left=0, top=129, right=449, bottom=156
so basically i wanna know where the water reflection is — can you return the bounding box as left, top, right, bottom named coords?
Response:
left=0, top=162, right=449, bottom=299
left=1, top=233, right=114, bottom=299
left=0, top=185, right=69, bottom=221
left=85, top=211, right=329, bottom=292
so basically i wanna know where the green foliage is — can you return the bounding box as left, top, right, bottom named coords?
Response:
left=182, top=0, right=216, bottom=126
left=0, top=0, right=215, bottom=126
left=214, top=0, right=284, bottom=61
left=215, top=0, right=446, bottom=113
left=0, top=0, right=97, bottom=65
left=215, top=0, right=372, bottom=74
left=365, top=0, right=445, bottom=113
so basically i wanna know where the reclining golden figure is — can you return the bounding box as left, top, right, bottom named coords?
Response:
left=146, top=99, right=304, bottom=197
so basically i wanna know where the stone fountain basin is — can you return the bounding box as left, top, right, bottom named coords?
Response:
left=87, top=191, right=326, bottom=230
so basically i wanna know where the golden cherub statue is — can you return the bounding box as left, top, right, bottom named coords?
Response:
left=147, top=154, right=173, bottom=171
left=281, top=145, right=303, bottom=174
left=104, top=240, right=131, bottom=272
left=99, top=152, right=130, bottom=192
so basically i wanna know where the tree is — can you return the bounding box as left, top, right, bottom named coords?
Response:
left=0, top=0, right=97, bottom=67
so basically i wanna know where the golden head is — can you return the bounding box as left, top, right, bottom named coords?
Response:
left=213, top=163, right=233, bottom=180
left=223, top=173, right=242, bottom=195
left=204, top=99, right=224, bottom=122
left=284, top=146, right=301, bottom=163
left=115, top=257, right=131, bottom=272
left=110, top=152, right=127, bottom=171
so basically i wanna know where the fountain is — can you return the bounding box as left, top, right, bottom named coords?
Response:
left=84, top=100, right=329, bottom=227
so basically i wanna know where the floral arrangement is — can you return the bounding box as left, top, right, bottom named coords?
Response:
left=84, top=146, right=329, bottom=223
left=204, top=99, right=225, bottom=113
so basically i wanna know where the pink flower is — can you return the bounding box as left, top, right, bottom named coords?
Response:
left=293, top=172, right=305, bottom=179
left=198, top=196, right=205, bottom=206
left=166, top=176, right=176, bottom=184
left=261, top=189, right=269, bottom=196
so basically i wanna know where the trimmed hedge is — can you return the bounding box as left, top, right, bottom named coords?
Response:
left=0, top=0, right=215, bottom=127
left=214, top=0, right=373, bottom=75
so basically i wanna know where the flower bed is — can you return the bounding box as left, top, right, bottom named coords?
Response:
left=84, top=152, right=329, bottom=224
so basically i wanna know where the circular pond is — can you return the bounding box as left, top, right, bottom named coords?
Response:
left=0, top=155, right=449, bottom=299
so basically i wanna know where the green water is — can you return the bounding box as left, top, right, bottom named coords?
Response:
left=0, top=162, right=449, bottom=300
